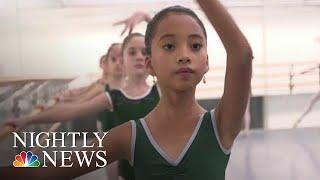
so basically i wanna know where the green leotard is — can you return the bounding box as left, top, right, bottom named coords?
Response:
left=106, top=84, right=160, bottom=180
left=130, top=110, right=230, bottom=180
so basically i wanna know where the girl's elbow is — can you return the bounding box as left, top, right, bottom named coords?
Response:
left=239, top=46, right=253, bottom=65
left=227, top=46, right=253, bottom=65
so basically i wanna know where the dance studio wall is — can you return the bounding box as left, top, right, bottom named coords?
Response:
left=198, top=97, right=264, bottom=129
left=198, top=93, right=320, bottom=130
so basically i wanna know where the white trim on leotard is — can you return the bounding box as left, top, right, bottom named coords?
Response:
left=210, top=109, right=232, bottom=155
left=119, top=86, right=153, bottom=100
left=129, top=120, right=136, bottom=166
left=140, top=112, right=205, bottom=166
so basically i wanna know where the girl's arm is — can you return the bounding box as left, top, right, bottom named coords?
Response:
left=61, top=83, right=95, bottom=99
left=198, top=0, right=253, bottom=149
left=5, top=92, right=112, bottom=131
left=70, top=84, right=105, bottom=103
left=46, top=122, right=132, bottom=179
left=58, top=82, right=99, bottom=102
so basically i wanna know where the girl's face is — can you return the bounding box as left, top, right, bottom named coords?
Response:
left=123, top=36, right=148, bottom=77
left=101, top=44, right=123, bottom=77
left=147, top=13, right=208, bottom=91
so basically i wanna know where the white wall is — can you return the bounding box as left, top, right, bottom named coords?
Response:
left=0, top=1, right=319, bottom=97
left=1, top=2, right=319, bottom=74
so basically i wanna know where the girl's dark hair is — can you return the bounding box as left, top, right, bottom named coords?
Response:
left=104, top=43, right=121, bottom=63
left=121, top=33, right=145, bottom=55
left=99, top=54, right=107, bottom=64
left=145, top=5, right=207, bottom=56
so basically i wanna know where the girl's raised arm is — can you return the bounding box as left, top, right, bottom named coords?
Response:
left=197, top=0, right=253, bottom=149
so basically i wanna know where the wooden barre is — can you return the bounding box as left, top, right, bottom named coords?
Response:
left=0, top=99, right=59, bottom=142
left=207, top=60, right=318, bottom=70
left=198, top=81, right=317, bottom=92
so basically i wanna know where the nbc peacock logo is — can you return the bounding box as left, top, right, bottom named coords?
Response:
left=13, top=151, right=40, bottom=167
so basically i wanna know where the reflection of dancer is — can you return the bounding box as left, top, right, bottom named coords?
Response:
left=243, top=91, right=251, bottom=135
left=293, top=64, right=320, bottom=128
left=293, top=37, right=320, bottom=128
left=289, top=64, right=294, bottom=95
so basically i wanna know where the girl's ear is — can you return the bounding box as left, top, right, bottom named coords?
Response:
left=145, top=56, right=156, bottom=76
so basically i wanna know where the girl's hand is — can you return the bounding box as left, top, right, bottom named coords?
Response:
left=3, top=118, right=27, bottom=132
left=113, top=11, right=151, bottom=36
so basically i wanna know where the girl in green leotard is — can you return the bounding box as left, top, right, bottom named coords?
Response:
left=5, top=34, right=160, bottom=180
left=6, top=43, right=124, bottom=180
left=96, top=43, right=124, bottom=180
left=88, top=0, right=251, bottom=179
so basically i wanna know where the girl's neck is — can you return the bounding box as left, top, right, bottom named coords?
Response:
left=152, top=87, right=205, bottom=123
left=108, top=74, right=124, bottom=89
left=102, top=73, right=109, bottom=81
left=98, top=73, right=109, bottom=84
left=125, top=74, right=148, bottom=89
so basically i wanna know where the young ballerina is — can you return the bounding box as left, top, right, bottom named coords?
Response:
left=4, top=33, right=160, bottom=180
left=292, top=37, right=320, bottom=128
left=242, top=90, right=252, bottom=136
left=2, top=0, right=252, bottom=179
left=125, top=1, right=251, bottom=178
left=10, top=43, right=123, bottom=180
left=107, top=0, right=251, bottom=179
